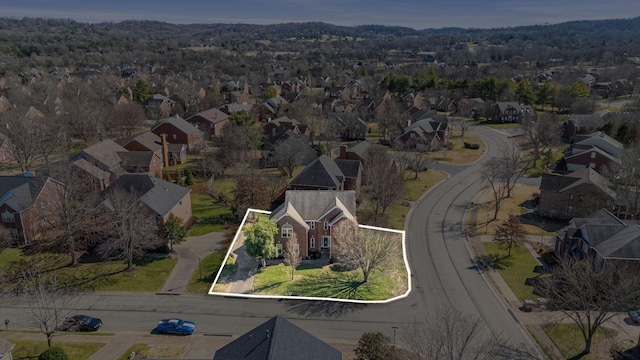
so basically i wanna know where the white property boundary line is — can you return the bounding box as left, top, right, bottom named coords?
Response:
left=208, top=208, right=412, bottom=304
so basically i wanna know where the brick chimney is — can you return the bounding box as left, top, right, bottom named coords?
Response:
left=161, top=134, right=169, bottom=167
left=339, top=145, right=348, bottom=159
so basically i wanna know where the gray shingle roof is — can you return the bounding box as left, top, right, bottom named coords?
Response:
left=540, top=168, right=615, bottom=198
left=349, top=141, right=371, bottom=159
left=103, top=174, right=190, bottom=217
left=289, top=155, right=344, bottom=189
left=0, top=176, right=49, bottom=213
left=271, top=190, right=356, bottom=222
left=335, top=159, right=360, bottom=178
left=125, top=131, right=162, bottom=152
left=153, top=116, right=204, bottom=137
left=118, top=151, right=154, bottom=167
left=76, top=139, right=128, bottom=169
left=213, top=316, right=341, bottom=360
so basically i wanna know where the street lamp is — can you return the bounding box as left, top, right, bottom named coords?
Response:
left=4, top=319, right=9, bottom=330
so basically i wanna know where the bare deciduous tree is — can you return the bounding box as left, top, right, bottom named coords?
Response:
left=20, top=269, right=77, bottom=347
left=538, top=258, right=640, bottom=356
left=362, top=145, right=405, bottom=225
left=273, top=139, right=305, bottom=177
left=497, top=145, right=527, bottom=198
left=481, top=157, right=508, bottom=221
left=98, top=188, right=161, bottom=269
left=401, top=308, right=538, bottom=360
left=603, top=145, right=640, bottom=219
left=393, top=138, right=430, bottom=180
left=283, top=233, right=301, bottom=280
left=231, top=166, right=272, bottom=219
left=333, top=220, right=402, bottom=283
left=520, top=112, right=560, bottom=160
left=494, top=214, right=528, bottom=256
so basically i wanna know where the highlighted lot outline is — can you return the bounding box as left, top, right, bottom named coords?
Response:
left=208, top=209, right=412, bottom=304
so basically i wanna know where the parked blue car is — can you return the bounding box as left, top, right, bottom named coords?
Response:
left=156, top=318, right=196, bottom=335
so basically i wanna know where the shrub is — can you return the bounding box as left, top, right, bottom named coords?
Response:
left=39, top=347, right=69, bottom=360
left=464, top=142, right=480, bottom=150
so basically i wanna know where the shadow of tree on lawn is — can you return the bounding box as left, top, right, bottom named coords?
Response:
left=287, top=270, right=364, bottom=299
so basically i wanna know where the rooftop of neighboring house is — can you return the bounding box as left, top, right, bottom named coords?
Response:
left=102, top=173, right=190, bottom=217
left=188, top=107, right=229, bottom=124
left=0, top=175, right=56, bottom=213
left=288, top=155, right=345, bottom=189
left=152, top=116, right=204, bottom=137
left=349, top=141, right=371, bottom=159
left=540, top=167, right=616, bottom=198
left=74, top=139, right=128, bottom=170
left=571, top=131, right=623, bottom=158
left=122, top=131, right=163, bottom=152
left=213, top=316, right=341, bottom=360
left=117, top=151, right=154, bottom=167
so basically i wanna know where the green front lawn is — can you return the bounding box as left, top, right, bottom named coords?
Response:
left=10, top=339, right=105, bottom=360
left=118, top=343, right=187, bottom=360
left=252, top=262, right=404, bottom=301
left=542, top=324, right=617, bottom=360
left=482, top=242, right=542, bottom=302
left=0, top=250, right=178, bottom=292
left=404, top=169, right=448, bottom=201
left=186, top=250, right=230, bottom=294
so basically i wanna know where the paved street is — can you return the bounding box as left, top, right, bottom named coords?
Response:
left=0, top=125, right=547, bottom=359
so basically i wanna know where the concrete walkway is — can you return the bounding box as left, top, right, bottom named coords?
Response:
left=160, top=232, right=226, bottom=294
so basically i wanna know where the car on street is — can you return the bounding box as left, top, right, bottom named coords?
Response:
left=156, top=318, right=196, bottom=335
left=56, top=315, right=102, bottom=332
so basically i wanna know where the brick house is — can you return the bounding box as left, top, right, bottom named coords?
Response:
left=0, top=132, right=13, bottom=164
left=102, top=173, right=193, bottom=227
left=0, top=175, right=64, bottom=244
left=562, top=114, right=605, bottom=141
left=336, top=141, right=371, bottom=166
left=185, top=107, right=230, bottom=137
left=270, top=190, right=356, bottom=259
left=395, top=118, right=449, bottom=151
left=121, top=131, right=166, bottom=177
left=563, top=132, right=622, bottom=173
left=492, top=102, right=533, bottom=123
left=554, top=209, right=640, bottom=267
left=151, top=116, right=204, bottom=152
left=538, top=167, right=616, bottom=220
left=71, top=139, right=128, bottom=190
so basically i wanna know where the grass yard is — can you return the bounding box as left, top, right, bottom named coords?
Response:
left=478, top=184, right=548, bottom=235
left=118, top=343, right=187, bottom=360
left=186, top=250, right=232, bottom=294
left=0, top=250, right=177, bottom=292
left=482, top=242, right=542, bottom=302
left=252, top=262, right=404, bottom=300
left=211, top=256, right=238, bottom=293
left=189, top=192, right=234, bottom=236
left=442, top=132, right=486, bottom=164
left=542, top=324, right=617, bottom=360
left=404, top=169, right=448, bottom=201
left=10, top=339, right=105, bottom=360
left=57, top=257, right=178, bottom=292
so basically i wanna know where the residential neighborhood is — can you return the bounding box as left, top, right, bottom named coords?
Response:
left=0, top=14, right=640, bottom=360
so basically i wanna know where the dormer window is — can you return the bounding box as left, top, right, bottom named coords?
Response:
left=1, top=210, right=15, bottom=223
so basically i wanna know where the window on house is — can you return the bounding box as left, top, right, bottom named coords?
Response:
left=1, top=211, right=15, bottom=223
left=310, top=221, right=315, bottom=230
left=281, top=224, right=293, bottom=238
left=323, top=221, right=328, bottom=230
left=322, top=236, right=331, bottom=248
left=578, top=195, right=584, bottom=202
left=310, top=236, right=315, bottom=249
left=8, top=228, right=18, bottom=240
left=569, top=194, right=574, bottom=201
left=590, top=152, right=596, bottom=159
left=276, top=243, right=282, bottom=255
left=567, top=206, right=574, bottom=214
left=172, top=134, right=177, bottom=140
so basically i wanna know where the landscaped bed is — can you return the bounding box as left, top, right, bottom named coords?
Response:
left=9, top=339, right=105, bottom=360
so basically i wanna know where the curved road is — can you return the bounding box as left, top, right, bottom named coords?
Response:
left=1, top=126, right=540, bottom=356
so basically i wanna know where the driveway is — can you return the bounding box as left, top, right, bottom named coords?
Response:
left=160, top=232, right=226, bottom=294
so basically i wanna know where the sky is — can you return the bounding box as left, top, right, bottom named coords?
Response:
left=0, top=0, right=638, bottom=30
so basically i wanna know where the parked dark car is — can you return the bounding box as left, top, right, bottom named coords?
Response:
left=57, top=315, right=102, bottom=332
left=156, top=318, right=196, bottom=335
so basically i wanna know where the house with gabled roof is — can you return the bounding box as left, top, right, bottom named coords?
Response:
left=0, top=175, right=64, bottom=244
left=538, top=168, right=616, bottom=219
left=213, top=315, right=341, bottom=360
left=492, top=102, right=532, bottom=123
left=270, top=190, right=356, bottom=259
left=121, top=131, right=166, bottom=171
left=337, top=141, right=371, bottom=166
left=141, top=94, right=176, bottom=120
left=395, top=118, right=449, bottom=151
left=287, top=155, right=360, bottom=194
left=563, top=132, right=622, bottom=173
left=554, top=209, right=640, bottom=267
left=102, top=173, right=192, bottom=227
left=328, top=113, right=366, bottom=141
left=71, top=139, right=128, bottom=189
left=151, top=115, right=204, bottom=152
left=562, top=113, right=605, bottom=140
left=185, top=107, right=230, bottom=137
left=261, top=131, right=317, bottom=169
